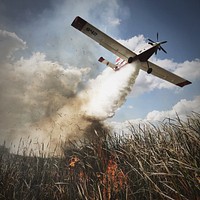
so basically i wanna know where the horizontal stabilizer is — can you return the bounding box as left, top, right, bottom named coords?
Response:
left=98, top=57, right=119, bottom=71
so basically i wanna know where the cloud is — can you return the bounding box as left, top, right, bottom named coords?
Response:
left=146, top=95, right=200, bottom=121
left=118, top=35, right=146, bottom=51
left=0, top=30, right=26, bottom=61
left=175, top=59, right=200, bottom=80
left=111, top=95, right=200, bottom=133
left=146, top=58, right=200, bottom=90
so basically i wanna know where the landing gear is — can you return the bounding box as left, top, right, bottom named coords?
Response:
left=147, top=61, right=152, bottom=74
left=147, top=68, right=153, bottom=74
left=128, top=57, right=133, bottom=63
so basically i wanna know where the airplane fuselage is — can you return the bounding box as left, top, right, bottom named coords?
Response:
left=114, top=43, right=163, bottom=74
left=127, top=43, right=160, bottom=63
left=137, top=45, right=158, bottom=62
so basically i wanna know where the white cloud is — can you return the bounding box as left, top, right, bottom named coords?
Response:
left=111, top=95, right=200, bottom=133
left=175, top=59, right=200, bottom=80
left=147, top=58, right=200, bottom=90
left=118, top=35, right=146, bottom=51
left=146, top=95, right=200, bottom=121
left=0, top=29, right=26, bottom=61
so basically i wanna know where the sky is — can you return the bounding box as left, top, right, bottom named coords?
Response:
left=0, top=0, right=200, bottom=129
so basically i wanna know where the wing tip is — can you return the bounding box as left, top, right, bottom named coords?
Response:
left=71, top=16, right=87, bottom=31
left=176, top=80, right=192, bottom=87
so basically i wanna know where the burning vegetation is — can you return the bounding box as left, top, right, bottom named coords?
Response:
left=0, top=113, right=200, bottom=199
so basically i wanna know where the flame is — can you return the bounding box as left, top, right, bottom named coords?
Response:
left=69, top=155, right=80, bottom=168
left=94, top=140, right=127, bottom=199
left=68, top=155, right=88, bottom=184
left=102, top=156, right=127, bottom=199
left=67, top=146, right=127, bottom=199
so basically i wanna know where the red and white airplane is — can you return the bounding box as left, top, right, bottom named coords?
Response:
left=71, top=16, right=191, bottom=87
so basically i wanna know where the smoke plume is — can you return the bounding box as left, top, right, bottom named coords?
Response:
left=0, top=29, right=139, bottom=155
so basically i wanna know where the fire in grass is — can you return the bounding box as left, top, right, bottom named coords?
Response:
left=102, top=155, right=127, bottom=199
left=65, top=151, right=128, bottom=199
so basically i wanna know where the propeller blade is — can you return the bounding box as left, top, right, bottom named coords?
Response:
left=149, top=33, right=167, bottom=55
left=160, top=41, right=167, bottom=44
left=148, top=39, right=155, bottom=43
left=160, top=46, right=167, bottom=53
left=148, top=42, right=154, bottom=45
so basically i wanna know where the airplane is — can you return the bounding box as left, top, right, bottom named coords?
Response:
left=71, top=16, right=191, bottom=87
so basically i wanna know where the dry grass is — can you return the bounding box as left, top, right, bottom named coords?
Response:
left=0, top=113, right=200, bottom=199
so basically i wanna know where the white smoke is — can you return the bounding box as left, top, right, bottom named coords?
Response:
left=82, top=63, right=139, bottom=119
left=0, top=30, right=139, bottom=155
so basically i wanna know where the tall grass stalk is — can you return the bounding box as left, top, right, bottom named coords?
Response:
left=0, top=113, right=199, bottom=199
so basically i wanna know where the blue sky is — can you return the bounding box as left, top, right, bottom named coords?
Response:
left=118, top=0, right=200, bottom=62
left=112, top=0, right=200, bottom=121
left=0, top=0, right=200, bottom=124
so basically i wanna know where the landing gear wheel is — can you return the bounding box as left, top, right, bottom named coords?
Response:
left=128, top=57, right=133, bottom=63
left=147, top=68, right=153, bottom=74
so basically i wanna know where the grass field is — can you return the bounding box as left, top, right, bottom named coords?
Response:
left=0, top=113, right=200, bottom=199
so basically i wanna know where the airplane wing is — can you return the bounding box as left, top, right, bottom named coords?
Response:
left=141, top=61, right=192, bottom=87
left=71, top=16, right=137, bottom=62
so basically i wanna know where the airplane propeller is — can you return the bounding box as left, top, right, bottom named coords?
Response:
left=148, top=33, right=167, bottom=54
